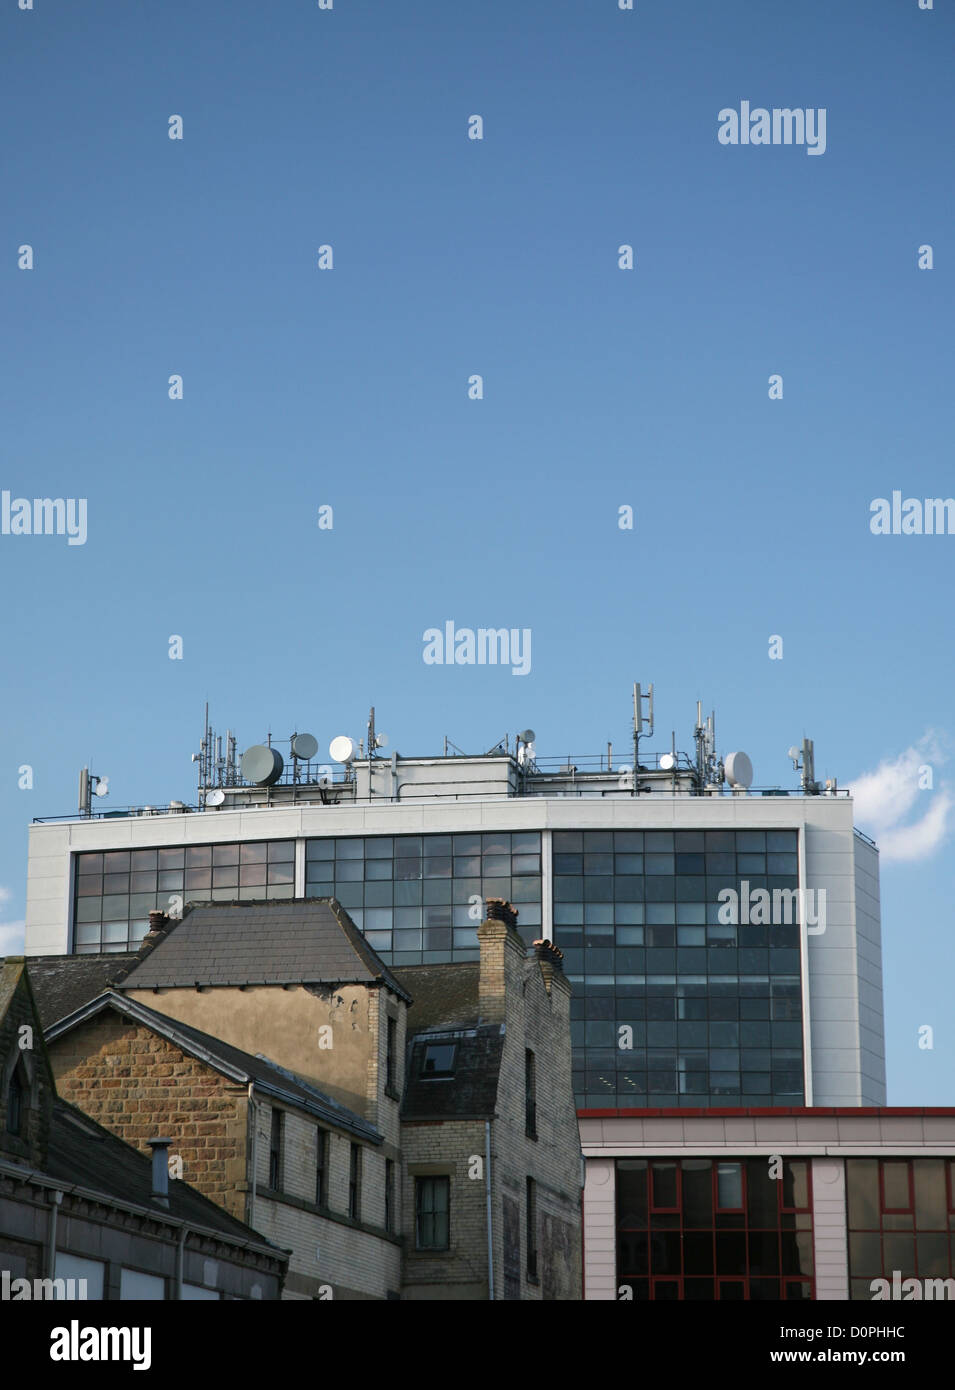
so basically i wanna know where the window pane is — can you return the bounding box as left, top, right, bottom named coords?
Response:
left=54, top=1253, right=105, bottom=1298
left=717, top=1162, right=743, bottom=1209
left=651, top=1162, right=677, bottom=1209
left=883, top=1161, right=911, bottom=1211
left=913, top=1161, right=947, bottom=1229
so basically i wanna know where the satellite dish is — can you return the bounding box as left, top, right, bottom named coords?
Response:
left=291, top=733, right=319, bottom=760
left=519, top=729, right=536, bottom=744
left=375, top=732, right=389, bottom=750
left=206, top=789, right=226, bottom=806
left=241, top=745, right=285, bottom=786
left=788, top=745, right=801, bottom=762
left=93, top=777, right=109, bottom=796
left=725, top=751, right=754, bottom=790
left=329, top=735, right=357, bottom=764
left=659, top=753, right=675, bottom=771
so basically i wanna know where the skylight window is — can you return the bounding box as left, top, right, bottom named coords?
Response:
left=421, top=1043, right=457, bottom=1078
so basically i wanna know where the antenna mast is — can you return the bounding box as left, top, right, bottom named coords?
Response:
left=632, top=683, right=653, bottom=796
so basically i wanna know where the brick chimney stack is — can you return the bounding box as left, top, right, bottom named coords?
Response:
left=133, top=910, right=172, bottom=966
left=477, top=898, right=526, bottom=1025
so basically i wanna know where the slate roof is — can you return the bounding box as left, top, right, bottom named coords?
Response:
left=390, top=960, right=508, bottom=1119
left=46, top=991, right=380, bottom=1143
left=391, top=963, right=480, bottom=1032
left=117, top=898, right=412, bottom=1000
left=44, top=1096, right=284, bottom=1250
left=15, top=952, right=141, bottom=1030
left=400, top=1025, right=504, bottom=1121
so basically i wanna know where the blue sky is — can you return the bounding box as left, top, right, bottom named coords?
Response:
left=2, top=0, right=953, bottom=1102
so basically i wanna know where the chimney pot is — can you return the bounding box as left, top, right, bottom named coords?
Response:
left=485, top=897, right=519, bottom=929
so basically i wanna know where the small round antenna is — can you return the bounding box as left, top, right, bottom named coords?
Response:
left=659, top=753, right=675, bottom=771
left=291, top=733, right=319, bottom=760
left=93, top=776, right=110, bottom=797
left=787, top=745, right=801, bottom=762
left=519, top=729, right=536, bottom=744
left=375, top=732, right=389, bottom=750
left=724, top=751, right=754, bottom=790
left=206, top=789, right=226, bottom=806
left=329, top=735, right=357, bottom=764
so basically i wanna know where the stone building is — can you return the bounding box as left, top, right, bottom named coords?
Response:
left=395, top=901, right=581, bottom=1299
left=0, top=958, right=287, bottom=1301
left=33, top=896, right=582, bottom=1298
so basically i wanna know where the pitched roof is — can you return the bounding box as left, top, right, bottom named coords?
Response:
left=0, top=958, right=58, bottom=1103
left=46, top=991, right=380, bottom=1144
left=391, top=962, right=480, bottom=1033
left=117, top=899, right=412, bottom=1000
left=16, top=952, right=141, bottom=1029
left=44, top=1096, right=285, bottom=1252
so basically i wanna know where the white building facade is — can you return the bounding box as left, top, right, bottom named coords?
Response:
left=24, top=744, right=885, bottom=1112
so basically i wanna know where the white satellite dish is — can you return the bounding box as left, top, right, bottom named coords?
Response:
left=725, top=751, right=754, bottom=790
left=206, top=789, right=226, bottom=806
left=93, top=776, right=109, bottom=797
left=788, top=745, right=801, bottom=762
left=329, top=735, right=357, bottom=764
left=519, top=729, right=536, bottom=744
left=375, top=732, right=389, bottom=749
left=659, top=753, right=675, bottom=771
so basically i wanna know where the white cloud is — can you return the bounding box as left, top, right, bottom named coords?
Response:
left=0, top=920, right=25, bottom=955
left=848, top=734, right=952, bottom=863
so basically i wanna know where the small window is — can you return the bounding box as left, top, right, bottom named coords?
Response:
left=269, top=1109, right=283, bottom=1190
left=315, top=1128, right=327, bottom=1207
left=717, top=1161, right=744, bottom=1211
left=6, top=1066, right=24, bottom=1137
left=416, top=1176, right=450, bottom=1250
left=421, top=1043, right=456, bottom=1078
left=386, top=1016, right=398, bottom=1090
left=526, top=1177, right=538, bottom=1280
left=525, top=1049, right=537, bottom=1139
left=349, top=1143, right=362, bottom=1221
left=385, top=1158, right=395, bottom=1233
left=119, top=1268, right=166, bottom=1301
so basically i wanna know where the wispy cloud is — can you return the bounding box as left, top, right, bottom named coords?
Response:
left=0, top=886, right=25, bottom=954
left=848, top=734, right=952, bottom=863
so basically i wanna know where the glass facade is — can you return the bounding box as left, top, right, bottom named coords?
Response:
left=72, top=841, right=295, bottom=953
left=616, top=1157, right=814, bottom=1300
left=71, top=828, right=803, bottom=1103
left=304, top=832, right=542, bottom=964
left=558, top=829, right=804, bottom=1107
left=847, top=1159, right=955, bottom=1299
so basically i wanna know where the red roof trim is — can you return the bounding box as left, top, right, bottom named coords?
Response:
left=577, top=1106, right=955, bottom=1119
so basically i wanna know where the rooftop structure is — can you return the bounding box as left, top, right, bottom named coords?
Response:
left=23, top=687, right=885, bottom=1112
